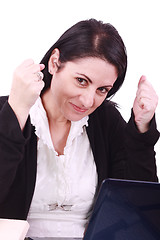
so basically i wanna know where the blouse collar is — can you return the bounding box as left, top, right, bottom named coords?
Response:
left=30, top=98, right=89, bottom=150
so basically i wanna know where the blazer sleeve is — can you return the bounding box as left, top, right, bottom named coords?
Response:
left=0, top=98, right=32, bottom=203
left=125, top=109, right=159, bottom=182
left=99, top=101, right=159, bottom=182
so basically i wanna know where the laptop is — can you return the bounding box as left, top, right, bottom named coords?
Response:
left=83, top=178, right=160, bottom=240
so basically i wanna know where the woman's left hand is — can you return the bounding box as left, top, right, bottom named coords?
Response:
left=133, top=75, right=158, bottom=133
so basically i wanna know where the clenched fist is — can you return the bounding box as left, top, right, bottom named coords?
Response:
left=8, top=59, right=45, bottom=130
left=133, top=75, right=158, bottom=133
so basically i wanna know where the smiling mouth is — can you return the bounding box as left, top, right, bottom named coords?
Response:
left=70, top=103, right=88, bottom=113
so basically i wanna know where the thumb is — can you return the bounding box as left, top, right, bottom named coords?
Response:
left=39, top=64, right=45, bottom=71
left=138, top=75, right=146, bottom=87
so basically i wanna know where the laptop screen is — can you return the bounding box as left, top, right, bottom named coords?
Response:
left=84, top=179, right=160, bottom=240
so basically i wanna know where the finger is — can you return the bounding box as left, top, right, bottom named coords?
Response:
left=138, top=96, right=158, bottom=111
left=19, top=59, right=45, bottom=73
left=137, top=79, right=156, bottom=99
left=138, top=97, right=148, bottom=110
left=27, top=63, right=45, bottom=73
left=137, top=76, right=155, bottom=95
left=136, top=90, right=158, bottom=106
left=32, top=79, right=45, bottom=94
left=138, top=76, right=155, bottom=91
left=21, top=59, right=35, bottom=67
left=40, top=64, right=45, bottom=71
left=34, top=72, right=44, bottom=82
left=138, top=75, right=146, bottom=87
left=136, top=89, right=154, bottom=100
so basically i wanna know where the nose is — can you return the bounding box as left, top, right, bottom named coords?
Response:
left=79, top=90, right=95, bottom=108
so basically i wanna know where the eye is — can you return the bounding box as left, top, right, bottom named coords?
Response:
left=76, top=77, right=88, bottom=86
left=98, top=87, right=110, bottom=94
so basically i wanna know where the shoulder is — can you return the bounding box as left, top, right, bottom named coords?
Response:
left=90, top=100, right=123, bottom=122
left=0, top=96, right=9, bottom=109
left=87, top=100, right=126, bottom=135
left=87, top=101, right=127, bottom=152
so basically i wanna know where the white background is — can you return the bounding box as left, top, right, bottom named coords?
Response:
left=0, top=0, right=160, bottom=177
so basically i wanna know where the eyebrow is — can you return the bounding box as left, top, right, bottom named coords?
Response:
left=76, top=73, right=92, bottom=83
left=76, top=72, right=113, bottom=88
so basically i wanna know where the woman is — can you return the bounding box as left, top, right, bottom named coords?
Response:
left=0, top=19, right=159, bottom=238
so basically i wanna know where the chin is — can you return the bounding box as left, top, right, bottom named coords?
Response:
left=65, top=113, right=86, bottom=122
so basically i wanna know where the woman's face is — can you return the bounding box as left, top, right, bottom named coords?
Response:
left=49, top=57, right=118, bottom=121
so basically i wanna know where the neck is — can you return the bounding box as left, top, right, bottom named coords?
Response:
left=41, top=89, right=71, bottom=155
left=41, top=89, right=69, bottom=125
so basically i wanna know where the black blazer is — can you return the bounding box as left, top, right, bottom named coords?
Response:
left=0, top=96, right=159, bottom=220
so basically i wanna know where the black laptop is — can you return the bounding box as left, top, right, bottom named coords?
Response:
left=84, top=178, right=160, bottom=240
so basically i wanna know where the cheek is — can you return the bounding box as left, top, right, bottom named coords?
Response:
left=51, top=83, right=75, bottom=106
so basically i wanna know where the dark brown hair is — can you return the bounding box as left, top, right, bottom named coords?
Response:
left=40, top=18, right=127, bottom=98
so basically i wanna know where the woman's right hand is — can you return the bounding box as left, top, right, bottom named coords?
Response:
left=8, top=59, right=45, bottom=130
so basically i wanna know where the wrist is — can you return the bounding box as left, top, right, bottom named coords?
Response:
left=135, top=121, right=149, bottom=133
left=8, top=97, right=30, bottom=130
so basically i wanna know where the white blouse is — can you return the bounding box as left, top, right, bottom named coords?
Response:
left=26, top=98, right=98, bottom=238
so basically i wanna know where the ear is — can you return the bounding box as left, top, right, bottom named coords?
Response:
left=48, top=48, right=60, bottom=75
